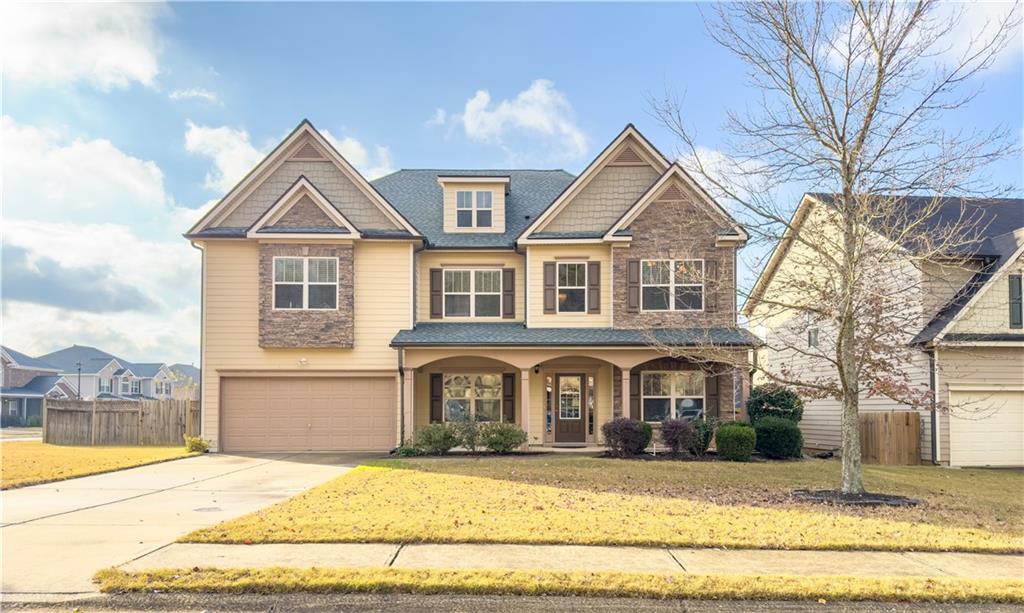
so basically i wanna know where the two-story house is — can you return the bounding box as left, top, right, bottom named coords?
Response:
left=744, top=193, right=1023, bottom=468
left=185, top=121, right=757, bottom=452
left=36, top=345, right=178, bottom=401
left=0, top=346, right=72, bottom=426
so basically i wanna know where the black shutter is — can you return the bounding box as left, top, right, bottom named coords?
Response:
left=430, top=373, right=443, bottom=423
left=429, top=269, right=443, bottom=319
left=587, top=261, right=601, bottom=314
left=502, top=373, right=515, bottom=423
left=502, top=268, right=516, bottom=319
left=543, top=262, right=557, bottom=314
left=627, top=260, right=640, bottom=313
left=629, top=371, right=641, bottom=420
left=704, top=260, right=719, bottom=313
left=1010, top=274, right=1023, bottom=329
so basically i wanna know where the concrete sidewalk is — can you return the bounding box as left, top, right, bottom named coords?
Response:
left=125, top=542, right=1024, bottom=579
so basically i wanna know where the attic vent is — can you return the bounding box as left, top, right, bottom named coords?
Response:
left=291, top=142, right=325, bottom=160
left=660, top=184, right=685, bottom=201
left=611, top=146, right=644, bottom=165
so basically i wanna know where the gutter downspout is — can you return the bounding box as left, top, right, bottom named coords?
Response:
left=398, top=348, right=405, bottom=445
left=927, top=348, right=939, bottom=465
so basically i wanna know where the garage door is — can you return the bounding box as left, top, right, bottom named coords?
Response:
left=220, top=376, right=396, bottom=452
left=949, top=390, right=1024, bottom=467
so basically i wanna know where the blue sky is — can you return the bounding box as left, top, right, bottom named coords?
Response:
left=2, top=2, right=1021, bottom=365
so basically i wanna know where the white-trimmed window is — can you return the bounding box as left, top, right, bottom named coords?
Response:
left=641, top=259, right=703, bottom=311
left=131, top=380, right=141, bottom=395
left=641, top=371, right=705, bottom=422
left=455, top=191, right=493, bottom=228
left=120, top=378, right=130, bottom=394
left=557, top=262, right=587, bottom=313
left=273, top=257, right=338, bottom=310
left=443, top=269, right=501, bottom=317
left=443, top=374, right=503, bottom=422
left=98, top=378, right=111, bottom=394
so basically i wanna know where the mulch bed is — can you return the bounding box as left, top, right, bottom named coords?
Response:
left=791, top=489, right=922, bottom=507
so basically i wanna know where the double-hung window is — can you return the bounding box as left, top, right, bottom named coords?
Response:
left=641, top=371, right=705, bottom=422
left=120, top=379, right=130, bottom=395
left=557, top=262, right=587, bottom=313
left=443, top=269, right=501, bottom=317
left=455, top=191, right=493, bottom=228
left=443, top=374, right=503, bottom=422
left=99, top=378, right=111, bottom=394
left=273, top=257, right=338, bottom=310
left=131, top=380, right=141, bottom=395
left=641, top=259, right=703, bottom=311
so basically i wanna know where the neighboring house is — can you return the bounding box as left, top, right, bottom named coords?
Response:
left=185, top=120, right=756, bottom=453
left=0, top=346, right=72, bottom=427
left=169, top=363, right=201, bottom=401
left=35, top=345, right=179, bottom=401
left=744, top=193, right=1024, bottom=468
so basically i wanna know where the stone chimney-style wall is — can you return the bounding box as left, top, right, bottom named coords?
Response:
left=258, top=243, right=355, bottom=348
left=613, top=195, right=737, bottom=329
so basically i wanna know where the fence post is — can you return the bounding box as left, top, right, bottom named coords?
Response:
left=90, top=397, right=98, bottom=445
left=42, top=396, right=48, bottom=443
left=138, top=400, right=145, bottom=445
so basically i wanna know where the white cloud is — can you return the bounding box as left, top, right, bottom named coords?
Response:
left=184, top=121, right=265, bottom=193
left=426, top=108, right=447, bottom=127
left=1, top=2, right=166, bottom=90
left=459, top=79, right=588, bottom=160
left=322, top=130, right=395, bottom=179
left=169, top=88, right=221, bottom=105
left=944, top=2, right=1022, bottom=72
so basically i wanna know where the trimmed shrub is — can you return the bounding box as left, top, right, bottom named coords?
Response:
left=452, top=413, right=483, bottom=453
left=754, top=416, right=804, bottom=459
left=747, top=384, right=804, bottom=423
left=26, top=415, right=42, bottom=427
left=418, top=424, right=460, bottom=455
left=183, top=435, right=209, bottom=453
left=601, top=418, right=650, bottom=457
left=480, top=422, right=528, bottom=453
left=660, top=419, right=696, bottom=455
left=688, top=418, right=718, bottom=457
left=394, top=441, right=424, bottom=457
left=715, top=422, right=756, bottom=462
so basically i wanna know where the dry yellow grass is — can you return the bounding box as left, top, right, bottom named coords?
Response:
left=1, top=441, right=194, bottom=489
left=94, top=567, right=1024, bottom=603
left=184, top=464, right=1023, bottom=553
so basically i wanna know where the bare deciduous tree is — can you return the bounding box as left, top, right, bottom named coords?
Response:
left=651, top=0, right=1020, bottom=493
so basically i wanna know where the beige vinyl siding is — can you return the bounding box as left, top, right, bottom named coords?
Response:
left=937, top=345, right=1024, bottom=465
left=920, top=259, right=983, bottom=326
left=416, top=250, right=524, bottom=322
left=526, top=244, right=612, bottom=328
left=200, top=240, right=411, bottom=449
left=442, top=182, right=506, bottom=233
left=948, top=252, right=1024, bottom=334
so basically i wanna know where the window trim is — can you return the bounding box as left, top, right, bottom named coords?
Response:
left=454, top=190, right=495, bottom=229
left=442, top=372, right=505, bottom=423
left=272, top=256, right=340, bottom=311
left=556, top=261, right=588, bottom=314
left=98, top=378, right=111, bottom=394
left=442, top=268, right=503, bottom=318
left=639, top=259, right=705, bottom=313
left=640, top=370, right=706, bottom=423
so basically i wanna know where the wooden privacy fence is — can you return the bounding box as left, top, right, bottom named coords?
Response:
left=43, top=398, right=201, bottom=446
left=859, top=410, right=920, bottom=465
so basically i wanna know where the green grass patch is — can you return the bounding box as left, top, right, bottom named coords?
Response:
left=94, top=567, right=1024, bottom=603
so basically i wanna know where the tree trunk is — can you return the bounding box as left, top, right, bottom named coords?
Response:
left=838, top=189, right=865, bottom=494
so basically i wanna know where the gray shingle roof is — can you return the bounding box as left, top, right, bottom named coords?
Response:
left=391, top=323, right=758, bottom=347
left=372, top=169, right=576, bottom=248
left=36, top=345, right=170, bottom=378
left=2, top=375, right=64, bottom=398
left=1, top=346, right=59, bottom=371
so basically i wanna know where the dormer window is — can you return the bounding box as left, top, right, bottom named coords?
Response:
left=456, top=191, right=493, bottom=228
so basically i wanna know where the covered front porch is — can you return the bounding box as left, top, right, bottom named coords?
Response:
left=398, top=343, right=750, bottom=448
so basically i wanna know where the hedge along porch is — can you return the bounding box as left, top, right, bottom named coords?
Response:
left=399, top=346, right=750, bottom=448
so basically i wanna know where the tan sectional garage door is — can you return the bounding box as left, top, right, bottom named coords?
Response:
left=220, top=376, right=396, bottom=452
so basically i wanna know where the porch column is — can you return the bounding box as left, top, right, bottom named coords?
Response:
left=620, top=368, right=631, bottom=419
left=520, top=369, right=531, bottom=448
left=402, top=369, right=415, bottom=443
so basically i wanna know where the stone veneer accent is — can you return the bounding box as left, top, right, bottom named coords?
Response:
left=258, top=243, right=354, bottom=348
left=613, top=189, right=737, bottom=329
left=2, top=363, right=57, bottom=387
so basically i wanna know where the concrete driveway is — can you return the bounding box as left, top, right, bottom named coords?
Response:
left=1, top=452, right=372, bottom=601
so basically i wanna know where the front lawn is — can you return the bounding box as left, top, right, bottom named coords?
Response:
left=184, top=457, right=1024, bottom=553
left=1, top=441, right=194, bottom=489
left=94, top=567, right=1024, bottom=604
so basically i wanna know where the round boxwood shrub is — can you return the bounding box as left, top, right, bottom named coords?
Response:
left=480, top=422, right=528, bottom=453
left=418, top=423, right=460, bottom=455
left=747, top=384, right=804, bottom=423
left=660, top=419, right=696, bottom=455
left=754, top=416, right=804, bottom=459
left=715, top=422, right=756, bottom=462
left=601, top=418, right=651, bottom=457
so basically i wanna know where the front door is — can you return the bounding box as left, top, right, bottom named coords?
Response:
left=554, top=374, right=586, bottom=444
